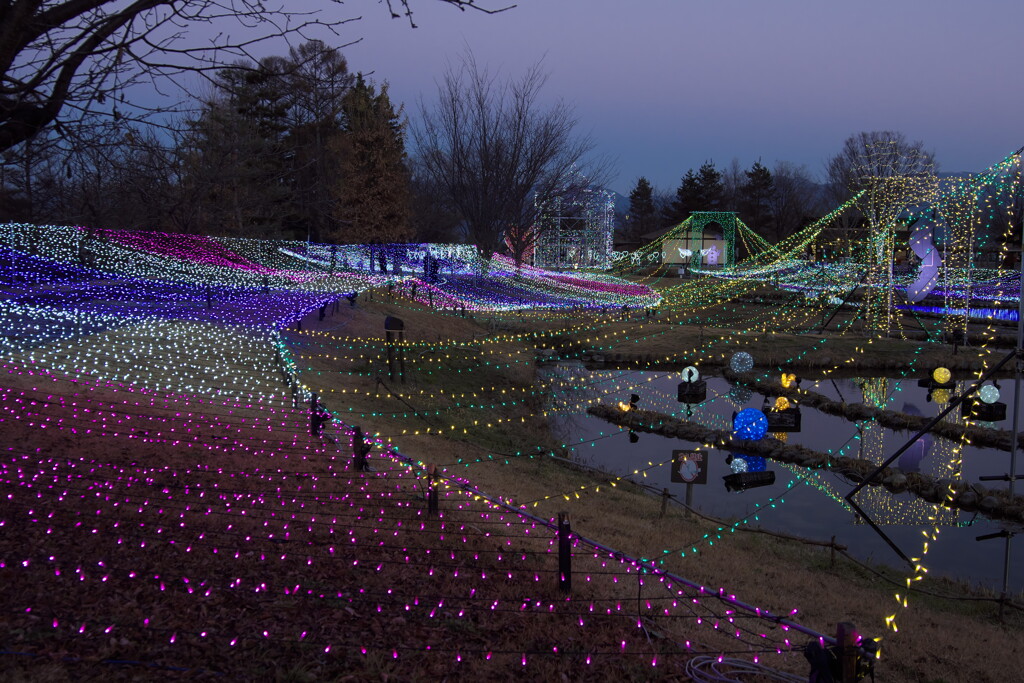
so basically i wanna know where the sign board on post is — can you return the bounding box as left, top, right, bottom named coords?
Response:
left=672, top=450, right=708, bottom=485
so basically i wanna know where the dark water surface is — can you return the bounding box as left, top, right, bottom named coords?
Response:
left=540, top=363, right=1024, bottom=594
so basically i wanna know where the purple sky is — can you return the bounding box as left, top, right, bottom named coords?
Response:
left=315, top=1, right=1021, bottom=195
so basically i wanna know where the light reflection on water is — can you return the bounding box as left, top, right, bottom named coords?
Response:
left=539, top=363, right=1023, bottom=593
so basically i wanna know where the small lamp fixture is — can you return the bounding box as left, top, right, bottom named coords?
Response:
left=932, top=367, right=952, bottom=385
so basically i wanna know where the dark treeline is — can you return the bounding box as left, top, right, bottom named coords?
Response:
left=624, top=159, right=825, bottom=247
left=10, top=24, right=1014, bottom=260
left=0, top=40, right=458, bottom=245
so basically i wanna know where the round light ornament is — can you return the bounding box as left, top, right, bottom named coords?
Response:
left=978, top=383, right=1000, bottom=404
left=932, top=388, right=950, bottom=404
left=730, top=352, right=754, bottom=373
left=681, top=366, right=700, bottom=383
left=730, top=457, right=749, bottom=473
left=733, top=408, right=768, bottom=441
left=727, top=386, right=753, bottom=406
left=932, top=367, right=951, bottom=385
left=774, top=396, right=791, bottom=411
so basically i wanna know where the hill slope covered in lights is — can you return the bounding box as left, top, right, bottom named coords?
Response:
left=1, top=222, right=1021, bottom=682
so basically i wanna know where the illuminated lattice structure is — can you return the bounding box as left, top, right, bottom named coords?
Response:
left=935, top=179, right=980, bottom=340
left=854, top=377, right=958, bottom=527
left=852, top=143, right=938, bottom=335
left=532, top=185, right=614, bottom=271
left=661, top=212, right=738, bottom=268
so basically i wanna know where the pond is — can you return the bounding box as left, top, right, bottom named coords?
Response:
left=538, top=363, right=1024, bottom=593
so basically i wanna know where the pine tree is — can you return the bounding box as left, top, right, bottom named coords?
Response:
left=627, top=176, right=656, bottom=240
left=189, top=62, right=292, bottom=237
left=185, top=41, right=351, bottom=240
left=662, top=161, right=725, bottom=226
left=695, top=161, right=724, bottom=210
left=334, top=74, right=412, bottom=244
left=738, top=160, right=774, bottom=235
left=662, top=169, right=700, bottom=226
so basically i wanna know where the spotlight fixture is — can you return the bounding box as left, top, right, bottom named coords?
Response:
left=723, top=471, right=775, bottom=492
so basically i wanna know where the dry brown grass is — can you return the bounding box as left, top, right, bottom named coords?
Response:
left=1, top=289, right=1020, bottom=682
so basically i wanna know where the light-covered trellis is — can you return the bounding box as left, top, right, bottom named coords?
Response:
left=532, top=186, right=615, bottom=270
left=661, top=211, right=739, bottom=268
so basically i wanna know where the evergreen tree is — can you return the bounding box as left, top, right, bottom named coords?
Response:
left=738, top=160, right=774, bottom=235
left=626, top=176, right=656, bottom=240
left=185, top=41, right=352, bottom=240
left=335, top=74, right=412, bottom=244
left=695, top=161, right=724, bottom=210
left=662, top=169, right=701, bottom=226
left=279, top=41, right=354, bottom=242
left=662, top=161, right=724, bottom=225
left=188, top=61, right=292, bottom=237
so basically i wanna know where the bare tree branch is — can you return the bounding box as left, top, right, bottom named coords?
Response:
left=0, top=1, right=510, bottom=153
left=414, top=51, right=609, bottom=266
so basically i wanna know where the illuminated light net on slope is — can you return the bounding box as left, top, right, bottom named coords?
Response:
left=6, top=157, right=1015, bottom=671
left=0, top=223, right=823, bottom=671
left=1, top=224, right=659, bottom=314
left=0, top=361, right=820, bottom=675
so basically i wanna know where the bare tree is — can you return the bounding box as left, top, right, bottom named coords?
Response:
left=0, top=1, right=506, bottom=154
left=0, top=128, right=64, bottom=222
left=414, top=53, right=604, bottom=266
left=768, top=161, right=820, bottom=244
left=823, top=130, right=936, bottom=255
left=721, top=157, right=743, bottom=212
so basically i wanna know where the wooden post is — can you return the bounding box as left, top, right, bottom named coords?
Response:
left=309, top=392, right=319, bottom=437
left=660, top=488, right=670, bottom=518
left=684, top=482, right=694, bottom=518
left=557, top=512, right=571, bottom=596
left=836, top=621, right=859, bottom=683
left=398, top=330, right=406, bottom=384
left=352, top=426, right=370, bottom=472
left=427, top=464, right=438, bottom=516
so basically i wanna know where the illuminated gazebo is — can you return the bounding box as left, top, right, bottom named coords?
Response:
left=661, top=211, right=738, bottom=268
left=532, top=184, right=615, bottom=271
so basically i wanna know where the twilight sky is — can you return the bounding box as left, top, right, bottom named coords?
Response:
left=327, top=0, right=1021, bottom=195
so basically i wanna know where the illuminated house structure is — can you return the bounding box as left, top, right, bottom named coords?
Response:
left=661, top=211, right=738, bottom=270
left=532, top=182, right=615, bottom=271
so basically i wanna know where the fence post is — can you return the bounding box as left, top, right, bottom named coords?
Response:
left=660, top=488, right=670, bottom=518
left=309, top=392, right=320, bottom=437
left=352, top=426, right=370, bottom=472
left=386, top=330, right=396, bottom=381
left=427, top=463, right=438, bottom=516
left=398, top=330, right=406, bottom=384
left=558, top=512, right=572, bottom=596
left=836, top=622, right=858, bottom=683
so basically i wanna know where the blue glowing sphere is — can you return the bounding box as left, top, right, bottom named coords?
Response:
left=743, top=455, right=767, bottom=472
left=730, top=352, right=754, bottom=373
left=733, top=408, right=768, bottom=441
